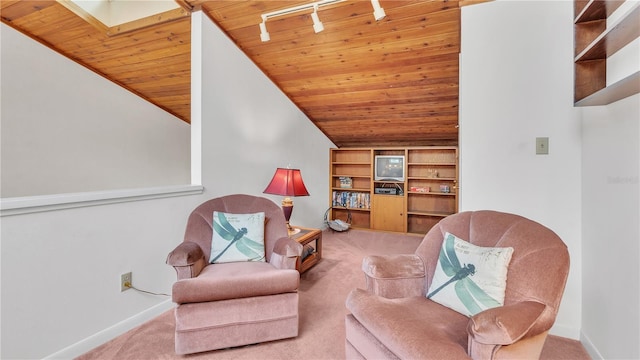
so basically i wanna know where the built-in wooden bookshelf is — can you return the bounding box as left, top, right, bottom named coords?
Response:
left=328, top=147, right=458, bottom=235
left=406, top=147, right=458, bottom=234
left=329, top=148, right=373, bottom=229
left=574, top=0, right=640, bottom=106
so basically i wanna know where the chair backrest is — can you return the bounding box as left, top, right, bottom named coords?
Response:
left=183, top=194, right=288, bottom=263
left=416, top=210, right=569, bottom=332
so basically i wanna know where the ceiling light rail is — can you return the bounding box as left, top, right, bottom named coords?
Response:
left=259, top=0, right=386, bottom=42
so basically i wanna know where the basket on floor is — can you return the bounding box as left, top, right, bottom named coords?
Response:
left=324, top=207, right=352, bottom=232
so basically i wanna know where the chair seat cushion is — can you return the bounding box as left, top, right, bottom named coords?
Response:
left=172, top=261, right=299, bottom=304
left=346, top=288, right=470, bottom=359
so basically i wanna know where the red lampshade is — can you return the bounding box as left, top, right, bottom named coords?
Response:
left=263, top=168, right=310, bottom=197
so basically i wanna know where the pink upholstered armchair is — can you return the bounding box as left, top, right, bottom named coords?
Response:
left=166, top=194, right=303, bottom=355
left=345, top=210, right=570, bottom=359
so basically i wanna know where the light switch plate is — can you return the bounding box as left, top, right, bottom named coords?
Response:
left=536, top=137, right=549, bottom=155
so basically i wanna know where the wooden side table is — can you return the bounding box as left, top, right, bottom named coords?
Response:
left=290, top=227, right=322, bottom=273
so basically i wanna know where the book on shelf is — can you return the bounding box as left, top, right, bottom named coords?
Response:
left=332, top=191, right=370, bottom=209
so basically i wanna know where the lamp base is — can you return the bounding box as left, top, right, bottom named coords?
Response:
left=281, top=197, right=300, bottom=236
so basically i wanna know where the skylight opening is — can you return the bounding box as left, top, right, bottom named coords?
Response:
left=58, top=0, right=187, bottom=36
left=70, top=0, right=180, bottom=27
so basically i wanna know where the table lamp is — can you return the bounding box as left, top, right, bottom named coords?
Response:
left=263, top=167, right=310, bottom=235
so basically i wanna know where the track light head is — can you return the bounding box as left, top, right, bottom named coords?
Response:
left=259, top=20, right=270, bottom=42
left=311, top=5, right=324, bottom=33
left=371, top=0, right=386, bottom=21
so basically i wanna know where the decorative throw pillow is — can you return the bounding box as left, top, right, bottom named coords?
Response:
left=426, top=232, right=514, bottom=317
left=210, top=211, right=266, bottom=263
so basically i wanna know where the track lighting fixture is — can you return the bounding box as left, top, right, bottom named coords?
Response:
left=311, top=5, right=324, bottom=33
left=371, top=0, right=386, bottom=21
left=259, top=0, right=385, bottom=42
left=259, top=15, right=270, bottom=42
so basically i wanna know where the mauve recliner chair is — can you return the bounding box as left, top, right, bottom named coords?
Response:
left=166, top=194, right=303, bottom=355
left=345, top=210, right=570, bottom=359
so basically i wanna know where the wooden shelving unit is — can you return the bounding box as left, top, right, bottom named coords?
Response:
left=406, top=147, right=459, bottom=234
left=328, top=147, right=458, bottom=235
left=329, top=148, right=373, bottom=229
left=574, top=0, right=640, bottom=106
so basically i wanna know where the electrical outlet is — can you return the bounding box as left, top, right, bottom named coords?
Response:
left=121, top=272, right=132, bottom=292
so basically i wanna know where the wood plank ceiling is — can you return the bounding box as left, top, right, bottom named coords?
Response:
left=0, top=0, right=192, bottom=121
left=1, top=0, right=465, bottom=148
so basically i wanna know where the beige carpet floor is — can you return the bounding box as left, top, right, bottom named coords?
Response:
left=77, top=229, right=590, bottom=359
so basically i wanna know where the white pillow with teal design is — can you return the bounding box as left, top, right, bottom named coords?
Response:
left=426, top=232, right=514, bottom=316
left=210, top=211, right=266, bottom=263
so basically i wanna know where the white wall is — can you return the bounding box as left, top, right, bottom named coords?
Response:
left=0, top=12, right=333, bottom=359
left=459, top=0, right=582, bottom=338
left=0, top=195, right=202, bottom=359
left=0, top=24, right=191, bottom=197
left=581, top=94, right=639, bottom=359
left=195, top=12, right=333, bottom=229
left=580, top=3, right=640, bottom=358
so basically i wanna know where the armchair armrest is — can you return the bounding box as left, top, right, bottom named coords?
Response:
left=468, top=301, right=547, bottom=345
left=270, top=236, right=303, bottom=270
left=362, top=254, right=426, bottom=298
left=166, top=241, right=207, bottom=280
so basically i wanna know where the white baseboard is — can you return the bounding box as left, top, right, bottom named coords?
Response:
left=43, top=300, right=175, bottom=360
left=550, top=323, right=581, bottom=340
left=580, top=331, right=604, bottom=360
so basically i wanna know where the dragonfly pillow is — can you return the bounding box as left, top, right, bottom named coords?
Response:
left=210, top=211, right=266, bottom=263
left=427, top=232, right=514, bottom=317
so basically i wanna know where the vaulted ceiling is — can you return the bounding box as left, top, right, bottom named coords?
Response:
left=1, top=0, right=477, bottom=148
